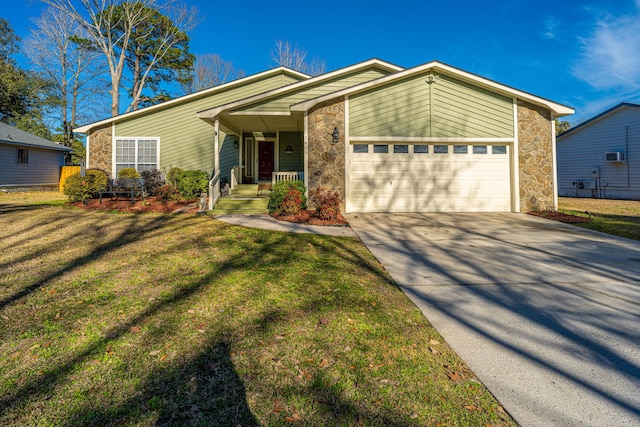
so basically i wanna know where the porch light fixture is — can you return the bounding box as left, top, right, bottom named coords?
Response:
left=285, top=145, right=293, bottom=155
left=234, top=139, right=239, bottom=149
left=332, top=126, right=340, bottom=144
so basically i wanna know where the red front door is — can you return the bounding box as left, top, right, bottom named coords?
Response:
left=258, top=140, right=274, bottom=180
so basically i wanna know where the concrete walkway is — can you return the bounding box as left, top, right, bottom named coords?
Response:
left=346, top=212, right=640, bottom=426
left=212, top=214, right=357, bottom=237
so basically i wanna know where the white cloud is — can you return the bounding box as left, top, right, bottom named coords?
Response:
left=573, top=10, right=640, bottom=90
left=543, top=17, right=561, bottom=40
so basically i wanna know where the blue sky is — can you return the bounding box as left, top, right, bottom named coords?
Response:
left=5, top=0, right=640, bottom=123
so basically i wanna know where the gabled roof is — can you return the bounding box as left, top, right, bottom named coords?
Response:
left=557, top=103, right=640, bottom=139
left=74, top=66, right=312, bottom=133
left=196, top=58, right=403, bottom=120
left=290, top=60, right=575, bottom=117
left=0, top=122, right=71, bottom=151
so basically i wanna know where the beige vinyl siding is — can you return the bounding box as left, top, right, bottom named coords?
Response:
left=349, top=71, right=514, bottom=138
left=235, top=68, right=392, bottom=113
left=432, top=74, right=513, bottom=138
left=350, top=76, right=431, bottom=137
left=115, top=73, right=302, bottom=175
left=0, top=143, right=65, bottom=186
left=278, top=132, right=303, bottom=171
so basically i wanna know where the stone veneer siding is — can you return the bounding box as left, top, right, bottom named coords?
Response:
left=517, top=99, right=554, bottom=212
left=88, top=124, right=113, bottom=177
left=307, top=97, right=345, bottom=208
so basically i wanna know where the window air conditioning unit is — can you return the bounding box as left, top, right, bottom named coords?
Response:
left=605, top=152, right=625, bottom=162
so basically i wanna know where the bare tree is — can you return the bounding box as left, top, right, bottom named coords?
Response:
left=41, top=0, right=198, bottom=116
left=25, top=6, right=107, bottom=148
left=270, top=40, right=326, bottom=76
left=182, top=53, right=245, bottom=94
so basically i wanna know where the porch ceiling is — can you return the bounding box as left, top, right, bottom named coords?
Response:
left=215, top=112, right=304, bottom=135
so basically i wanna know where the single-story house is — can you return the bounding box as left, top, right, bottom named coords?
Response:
left=557, top=103, right=640, bottom=200
left=0, top=122, right=71, bottom=190
left=75, top=59, right=574, bottom=213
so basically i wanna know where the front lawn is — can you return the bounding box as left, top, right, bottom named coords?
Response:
left=558, top=197, right=640, bottom=240
left=0, top=196, right=514, bottom=426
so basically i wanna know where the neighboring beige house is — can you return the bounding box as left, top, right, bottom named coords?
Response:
left=0, top=122, right=71, bottom=191
left=75, top=59, right=574, bottom=213
left=557, top=103, right=640, bottom=200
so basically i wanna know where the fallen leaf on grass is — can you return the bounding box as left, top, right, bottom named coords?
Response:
left=284, top=413, right=303, bottom=423
left=149, top=350, right=160, bottom=356
left=273, top=398, right=286, bottom=413
left=429, top=346, right=438, bottom=354
left=130, top=326, right=142, bottom=334
left=159, top=354, right=167, bottom=362
left=319, top=358, right=330, bottom=368
left=465, top=404, right=479, bottom=411
left=447, top=371, right=461, bottom=382
left=429, top=339, right=440, bottom=345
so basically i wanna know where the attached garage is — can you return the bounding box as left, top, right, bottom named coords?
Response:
left=292, top=61, right=574, bottom=214
left=347, top=142, right=511, bottom=212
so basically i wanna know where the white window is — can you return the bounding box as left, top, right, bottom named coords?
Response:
left=115, top=137, right=159, bottom=175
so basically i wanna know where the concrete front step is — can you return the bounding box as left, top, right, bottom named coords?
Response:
left=213, top=189, right=268, bottom=214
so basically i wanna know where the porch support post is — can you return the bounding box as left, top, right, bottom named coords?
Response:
left=214, top=118, right=220, bottom=174
left=303, top=112, right=309, bottom=200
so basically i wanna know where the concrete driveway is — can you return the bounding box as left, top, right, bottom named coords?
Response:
left=346, top=213, right=640, bottom=426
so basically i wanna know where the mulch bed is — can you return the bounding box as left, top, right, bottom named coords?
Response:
left=271, top=210, right=349, bottom=226
left=69, top=196, right=198, bottom=214
left=528, top=210, right=591, bottom=223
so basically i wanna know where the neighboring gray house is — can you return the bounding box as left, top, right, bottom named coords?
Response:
left=557, top=103, right=640, bottom=199
left=0, top=122, right=71, bottom=190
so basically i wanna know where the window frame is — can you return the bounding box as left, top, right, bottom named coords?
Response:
left=114, top=137, right=160, bottom=175
left=16, top=148, right=28, bottom=164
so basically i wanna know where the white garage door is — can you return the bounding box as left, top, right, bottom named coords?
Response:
left=348, top=143, right=511, bottom=212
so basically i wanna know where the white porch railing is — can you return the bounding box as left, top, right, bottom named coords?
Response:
left=208, top=170, right=221, bottom=210
left=230, top=165, right=243, bottom=190
left=272, top=171, right=304, bottom=185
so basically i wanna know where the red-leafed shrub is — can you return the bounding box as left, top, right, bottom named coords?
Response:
left=280, top=187, right=304, bottom=215
left=312, top=187, right=342, bottom=220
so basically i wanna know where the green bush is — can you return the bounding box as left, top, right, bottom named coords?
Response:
left=63, top=173, right=91, bottom=202
left=62, top=169, right=108, bottom=202
left=167, top=167, right=183, bottom=186
left=176, top=170, right=209, bottom=198
left=118, top=168, right=139, bottom=178
left=268, top=180, right=307, bottom=214
left=85, top=169, right=108, bottom=192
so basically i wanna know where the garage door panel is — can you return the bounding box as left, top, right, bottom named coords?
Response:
left=348, top=143, right=511, bottom=212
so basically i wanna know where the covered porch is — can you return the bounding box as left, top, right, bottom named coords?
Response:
left=198, top=109, right=306, bottom=209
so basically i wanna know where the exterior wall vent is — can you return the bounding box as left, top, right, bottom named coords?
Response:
left=605, top=152, right=625, bottom=162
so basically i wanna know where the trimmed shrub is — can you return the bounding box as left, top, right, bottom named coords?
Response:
left=268, top=180, right=307, bottom=214
left=312, top=187, right=342, bottom=220
left=63, top=173, right=91, bottom=202
left=280, top=187, right=304, bottom=215
left=175, top=169, right=208, bottom=198
left=140, top=169, right=164, bottom=195
left=118, top=168, right=139, bottom=178
left=62, top=169, right=108, bottom=202
left=85, top=169, right=108, bottom=192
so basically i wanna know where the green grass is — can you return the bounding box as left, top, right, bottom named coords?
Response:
left=558, top=197, right=640, bottom=240
left=0, top=197, right=515, bottom=426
